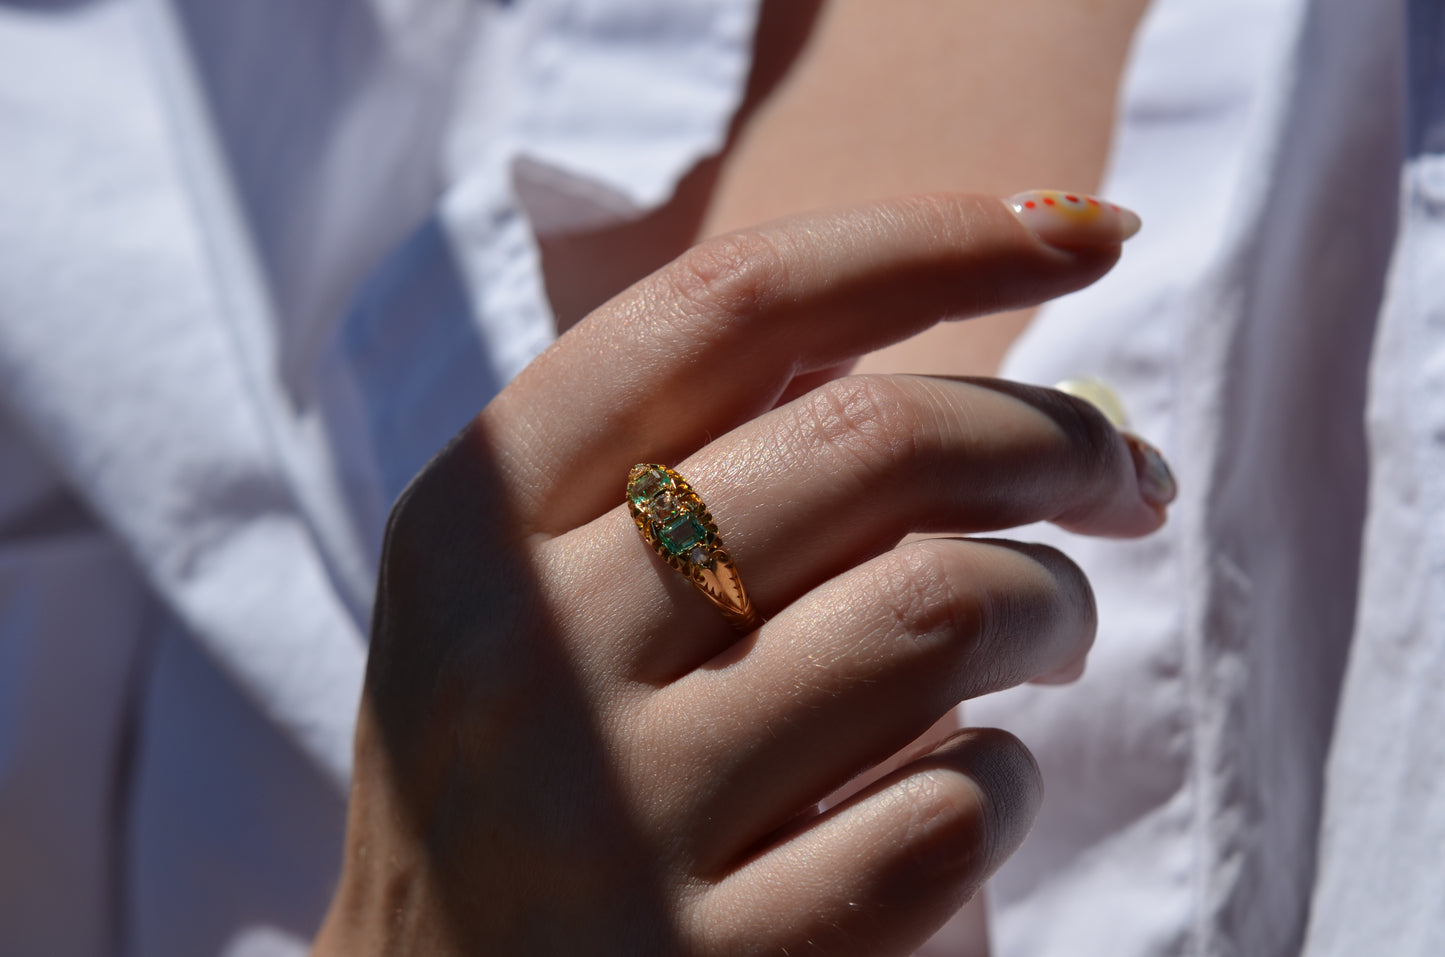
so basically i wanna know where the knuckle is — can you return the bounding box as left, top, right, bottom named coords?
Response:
left=1013, top=542, right=1097, bottom=626
left=868, top=541, right=1098, bottom=687
left=898, top=768, right=988, bottom=850
left=882, top=768, right=997, bottom=901
left=976, top=542, right=1098, bottom=676
left=870, top=543, right=986, bottom=647
left=786, top=375, right=924, bottom=478
left=903, top=730, right=1042, bottom=873
left=660, top=229, right=792, bottom=319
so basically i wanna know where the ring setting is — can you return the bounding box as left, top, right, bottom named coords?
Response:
left=627, top=464, right=759, bottom=631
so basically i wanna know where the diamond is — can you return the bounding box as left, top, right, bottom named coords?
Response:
left=658, top=514, right=709, bottom=556
left=688, top=544, right=713, bottom=567
left=647, top=490, right=688, bottom=525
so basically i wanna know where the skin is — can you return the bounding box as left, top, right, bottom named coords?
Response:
left=312, top=194, right=1168, bottom=956
left=315, top=3, right=1154, bottom=951
left=541, top=0, right=1150, bottom=375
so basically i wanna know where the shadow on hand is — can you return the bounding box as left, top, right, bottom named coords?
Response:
left=347, top=419, right=685, bottom=953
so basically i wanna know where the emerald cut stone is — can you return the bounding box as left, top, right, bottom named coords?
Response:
left=658, top=514, right=709, bottom=556
left=628, top=467, right=672, bottom=505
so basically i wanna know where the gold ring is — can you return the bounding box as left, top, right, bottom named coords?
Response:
left=627, top=464, right=759, bottom=631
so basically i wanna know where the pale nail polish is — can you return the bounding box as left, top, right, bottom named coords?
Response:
left=1055, top=377, right=1130, bottom=430
left=1125, top=433, right=1178, bottom=507
left=1007, top=190, right=1142, bottom=247
left=1054, top=378, right=1173, bottom=506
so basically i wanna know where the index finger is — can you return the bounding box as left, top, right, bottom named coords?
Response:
left=483, top=191, right=1140, bottom=532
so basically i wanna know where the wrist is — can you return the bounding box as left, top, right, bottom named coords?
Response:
left=312, top=716, right=456, bottom=957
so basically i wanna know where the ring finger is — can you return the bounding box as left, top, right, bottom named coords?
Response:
left=542, top=373, right=1167, bottom=680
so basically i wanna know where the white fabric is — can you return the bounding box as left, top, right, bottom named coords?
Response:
left=0, top=1, right=756, bottom=954
left=978, top=0, right=1445, bottom=954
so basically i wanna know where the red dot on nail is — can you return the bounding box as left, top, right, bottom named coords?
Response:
left=1043, top=197, right=1056, bottom=206
left=1111, top=204, right=1120, bottom=211
left=1066, top=194, right=1080, bottom=203
left=1088, top=197, right=1101, bottom=206
left=1024, top=200, right=1036, bottom=209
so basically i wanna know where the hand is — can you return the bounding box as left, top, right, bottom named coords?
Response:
left=312, top=192, right=1166, bottom=956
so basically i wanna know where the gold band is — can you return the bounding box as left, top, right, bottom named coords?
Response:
left=627, top=464, right=759, bottom=631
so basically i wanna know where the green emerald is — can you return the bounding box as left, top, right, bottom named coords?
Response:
left=628, top=467, right=672, bottom=505
left=658, top=514, right=709, bottom=556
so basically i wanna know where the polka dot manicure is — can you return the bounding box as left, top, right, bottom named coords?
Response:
left=1006, top=189, right=1141, bottom=247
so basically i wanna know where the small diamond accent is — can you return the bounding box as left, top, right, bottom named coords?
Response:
left=647, top=491, right=688, bottom=525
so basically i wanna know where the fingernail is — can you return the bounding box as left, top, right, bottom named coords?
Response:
left=1125, top=433, right=1177, bottom=507
left=1055, top=377, right=1130, bottom=429
left=1054, top=379, right=1173, bottom=507
left=1007, top=190, right=1142, bottom=247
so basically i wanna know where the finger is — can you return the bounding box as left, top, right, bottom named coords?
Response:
left=691, top=729, right=1042, bottom=957
left=774, top=359, right=856, bottom=407
left=640, top=537, right=1091, bottom=868
left=485, top=192, right=1139, bottom=531
left=1033, top=653, right=1088, bottom=685
left=546, top=375, right=1158, bottom=681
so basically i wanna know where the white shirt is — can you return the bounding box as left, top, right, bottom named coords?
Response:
left=978, top=0, right=1445, bottom=954
left=0, top=2, right=755, bottom=954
